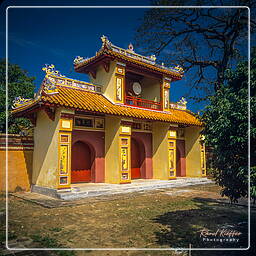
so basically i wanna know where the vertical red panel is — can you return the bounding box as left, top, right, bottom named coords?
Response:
left=176, top=140, right=186, bottom=177
left=71, top=141, right=92, bottom=183
left=131, top=138, right=141, bottom=179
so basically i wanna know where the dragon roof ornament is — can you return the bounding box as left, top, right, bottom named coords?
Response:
left=42, top=77, right=59, bottom=95
left=42, top=64, right=66, bottom=77
left=12, top=96, right=33, bottom=109
left=178, top=97, right=187, bottom=106
left=74, top=56, right=87, bottom=65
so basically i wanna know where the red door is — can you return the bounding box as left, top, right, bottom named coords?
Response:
left=131, top=139, right=141, bottom=179
left=176, top=147, right=181, bottom=177
left=71, top=141, right=92, bottom=183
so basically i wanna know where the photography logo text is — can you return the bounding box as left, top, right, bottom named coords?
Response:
left=199, top=228, right=242, bottom=243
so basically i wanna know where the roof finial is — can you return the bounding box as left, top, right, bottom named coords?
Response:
left=101, top=35, right=111, bottom=48
left=150, top=55, right=156, bottom=61
left=178, top=97, right=187, bottom=106
left=74, top=56, right=86, bottom=65
left=42, top=64, right=65, bottom=77
left=128, top=43, right=134, bottom=52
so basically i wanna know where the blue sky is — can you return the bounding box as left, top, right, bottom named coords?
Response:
left=1, top=0, right=208, bottom=112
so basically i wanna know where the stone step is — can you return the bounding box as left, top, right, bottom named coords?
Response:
left=57, top=178, right=213, bottom=200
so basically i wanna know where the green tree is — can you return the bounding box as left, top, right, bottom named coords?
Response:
left=135, top=0, right=255, bottom=99
left=201, top=48, right=256, bottom=203
left=0, top=59, right=35, bottom=134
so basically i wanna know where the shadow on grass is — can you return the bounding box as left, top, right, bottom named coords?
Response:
left=152, top=197, right=252, bottom=253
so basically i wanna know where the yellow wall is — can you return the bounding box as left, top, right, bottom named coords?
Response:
left=185, top=126, right=202, bottom=177
left=152, top=122, right=170, bottom=179
left=141, top=76, right=160, bottom=102
left=33, top=109, right=61, bottom=189
left=0, top=150, right=33, bottom=192
left=105, top=115, right=122, bottom=183
left=90, top=61, right=117, bottom=102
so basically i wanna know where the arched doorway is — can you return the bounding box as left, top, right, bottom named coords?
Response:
left=176, top=147, right=181, bottom=177
left=71, top=141, right=93, bottom=183
left=131, top=138, right=145, bottom=179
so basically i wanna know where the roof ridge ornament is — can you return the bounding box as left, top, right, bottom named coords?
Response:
left=42, top=77, right=59, bottom=95
left=128, top=43, right=134, bottom=52
left=12, top=96, right=32, bottom=109
left=101, top=35, right=111, bottom=48
left=42, top=64, right=66, bottom=77
left=178, top=97, right=187, bottom=106
left=74, top=56, right=86, bottom=65
left=150, top=55, right=156, bottom=61
left=173, top=65, right=184, bottom=74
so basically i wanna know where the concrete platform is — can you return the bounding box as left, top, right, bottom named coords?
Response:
left=56, top=177, right=213, bottom=200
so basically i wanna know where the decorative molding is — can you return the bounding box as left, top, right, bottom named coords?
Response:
left=43, top=77, right=59, bottom=95
left=164, top=77, right=172, bottom=82
left=120, top=120, right=133, bottom=126
left=170, top=97, right=187, bottom=110
left=116, top=62, right=126, bottom=67
left=61, top=113, right=74, bottom=119
left=102, top=60, right=110, bottom=73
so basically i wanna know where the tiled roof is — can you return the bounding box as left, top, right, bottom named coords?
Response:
left=13, top=86, right=202, bottom=126
left=74, top=48, right=182, bottom=80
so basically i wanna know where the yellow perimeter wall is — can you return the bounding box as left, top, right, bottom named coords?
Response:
left=0, top=134, right=33, bottom=192
left=33, top=109, right=61, bottom=189
left=0, top=150, right=33, bottom=192
left=185, top=126, right=202, bottom=177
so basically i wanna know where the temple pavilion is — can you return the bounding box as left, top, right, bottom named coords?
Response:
left=12, top=35, right=206, bottom=192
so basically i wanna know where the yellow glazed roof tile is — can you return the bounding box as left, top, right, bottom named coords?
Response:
left=74, top=36, right=183, bottom=79
left=12, top=82, right=201, bottom=126
left=75, top=49, right=183, bottom=79
left=36, top=86, right=201, bottom=126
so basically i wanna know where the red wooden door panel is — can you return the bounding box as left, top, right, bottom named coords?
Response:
left=71, top=141, right=92, bottom=183
left=71, top=169, right=91, bottom=183
left=131, top=139, right=141, bottom=179
left=176, top=147, right=181, bottom=177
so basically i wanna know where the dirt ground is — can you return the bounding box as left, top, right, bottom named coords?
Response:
left=0, top=183, right=255, bottom=256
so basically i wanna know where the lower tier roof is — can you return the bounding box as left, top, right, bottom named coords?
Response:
left=12, top=86, right=202, bottom=126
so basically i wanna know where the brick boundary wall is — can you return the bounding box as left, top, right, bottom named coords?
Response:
left=0, top=134, right=33, bottom=192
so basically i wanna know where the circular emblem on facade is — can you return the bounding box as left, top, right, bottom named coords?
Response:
left=132, top=82, right=142, bottom=95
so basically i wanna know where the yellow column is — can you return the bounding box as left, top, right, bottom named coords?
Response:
left=162, top=77, right=171, bottom=111
left=119, top=125, right=131, bottom=183
left=200, top=137, right=206, bottom=176
left=168, top=130, right=177, bottom=179
left=152, top=122, right=169, bottom=180
left=114, top=63, right=126, bottom=104
left=58, top=116, right=73, bottom=190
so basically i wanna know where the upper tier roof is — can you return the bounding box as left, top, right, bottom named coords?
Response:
left=73, top=36, right=184, bottom=80
left=12, top=73, right=201, bottom=126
